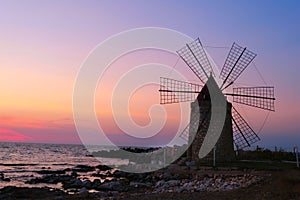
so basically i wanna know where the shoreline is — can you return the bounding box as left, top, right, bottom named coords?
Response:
left=1, top=161, right=295, bottom=200
left=1, top=167, right=299, bottom=200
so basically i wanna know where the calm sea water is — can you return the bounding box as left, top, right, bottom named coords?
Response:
left=0, top=142, right=122, bottom=189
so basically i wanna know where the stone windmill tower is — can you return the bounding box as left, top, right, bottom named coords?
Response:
left=159, top=38, right=275, bottom=163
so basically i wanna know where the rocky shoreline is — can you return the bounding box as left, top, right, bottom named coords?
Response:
left=0, top=163, right=265, bottom=199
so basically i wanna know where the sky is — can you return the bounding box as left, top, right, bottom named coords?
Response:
left=0, top=1, right=299, bottom=150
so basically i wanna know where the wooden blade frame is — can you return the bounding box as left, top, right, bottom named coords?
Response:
left=220, top=43, right=256, bottom=89
left=159, top=77, right=202, bottom=104
left=225, top=86, right=275, bottom=111
left=177, top=38, right=214, bottom=84
left=232, top=107, right=260, bottom=150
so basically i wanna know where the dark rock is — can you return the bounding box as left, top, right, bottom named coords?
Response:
left=108, top=191, right=119, bottom=196
left=82, top=180, right=92, bottom=188
left=62, top=178, right=83, bottom=189
left=113, top=170, right=128, bottom=178
left=36, top=170, right=65, bottom=175
left=98, top=180, right=128, bottom=192
left=63, top=168, right=71, bottom=172
left=96, top=164, right=111, bottom=171
left=71, top=171, right=78, bottom=177
left=99, top=180, right=120, bottom=190
left=161, top=171, right=172, bottom=180
left=92, top=179, right=101, bottom=188
left=79, top=187, right=88, bottom=196
left=155, top=180, right=165, bottom=187
left=0, top=186, right=66, bottom=200
left=26, top=174, right=87, bottom=190
left=0, top=173, right=10, bottom=182
left=26, top=175, right=59, bottom=184
left=73, top=165, right=95, bottom=172
left=129, top=181, right=152, bottom=188
left=106, top=171, right=112, bottom=176
left=91, top=173, right=106, bottom=179
left=166, top=180, right=180, bottom=187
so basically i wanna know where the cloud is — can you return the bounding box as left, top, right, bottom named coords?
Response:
left=0, top=116, right=74, bottom=129
left=0, top=115, right=80, bottom=143
left=0, top=128, right=27, bottom=141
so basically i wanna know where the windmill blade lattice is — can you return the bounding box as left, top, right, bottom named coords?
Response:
left=159, top=38, right=275, bottom=152
left=232, top=106, right=260, bottom=149
left=177, top=38, right=214, bottom=84
left=220, top=43, right=256, bottom=88
left=179, top=123, right=190, bottom=142
left=228, top=86, right=275, bottom=111
left=159, top=77, right=202, bottom=104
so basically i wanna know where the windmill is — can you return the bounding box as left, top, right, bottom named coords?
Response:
left=159, top=38, right=275, bottom=162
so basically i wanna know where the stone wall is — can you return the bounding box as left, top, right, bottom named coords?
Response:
left=187, top=99, right=235, bottom=163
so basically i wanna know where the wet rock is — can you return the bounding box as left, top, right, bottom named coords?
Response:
left=175, top=187, right=186, bottom=193
left=155, top=180, right=165, bottom=187
left=82, top=180, right=92, bottom=188
left=98, top=180, right=129, bottom=192
left=54, top=196, right=64, bottom=200
left=2, top=178, right=10, bottom=182
left=91, top=173, right=106, bottom=179
left=94, top=191, right=108, bottom=198
left=71, top=171, right=78, bottom=177
left=73, top=165, right=95, bottom=172
left=160, top=171, right=172, bottom=180
left=165, top=179, right=180, bottom=187
left=129, top=181, right=152, bottom=188
left=0, top=186, right=66, bottom=199
left=36, top=170, right=65, bottom=175
left=63, top=168, right=71, bottom=172
left=99, top=181, right=120, bottom=190
left=195, top=183, right=206, bottom=191
left=108, top=191, right=119, bottom=196
left=96, top=164, right=111, bottom=171
left=79, top=187, right=88, bottom=196
left=62, top=178, right=83, bottom=189
left=173, top=172, right=190, bottom=180
left=113, top=170, right=127, bottom=178
left=26, top=174, right=65, bottom=184
left=92, top=179, right=101, bottom=188
left=230, top=181, right=239, bottom=187
left=0, top=173, right=10, bottom=182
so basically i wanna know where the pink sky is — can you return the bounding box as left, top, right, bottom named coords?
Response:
left=0, top=1, right=299, bottom=150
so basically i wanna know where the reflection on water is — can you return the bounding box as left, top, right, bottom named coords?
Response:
left=0, top=142, right=125, bottom=189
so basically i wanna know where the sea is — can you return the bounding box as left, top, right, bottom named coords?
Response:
left=0, top=142, right=125, bottom=189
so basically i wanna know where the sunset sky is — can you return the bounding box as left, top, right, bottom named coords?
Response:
left=0, top=1, right=299, bottom=150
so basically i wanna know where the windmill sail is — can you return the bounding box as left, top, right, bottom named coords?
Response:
left=159, top=77, right=202, bottom=104
left=220, top=43, right=256, bottom=88
left=179, top=123, right=190, bottom=142
left=177, top=38, right=214, bottom=84
left=231, top=106, right=260, bottom=149
left=225, top=86, right=275, bottom=111
left=159, top=37, right=274, bottom=155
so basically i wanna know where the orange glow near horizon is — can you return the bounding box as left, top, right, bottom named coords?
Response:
left=0, top=1, right=299, bottom=149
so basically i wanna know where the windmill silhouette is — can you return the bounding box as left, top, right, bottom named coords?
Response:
left=159, top=38, right=275, bottom=162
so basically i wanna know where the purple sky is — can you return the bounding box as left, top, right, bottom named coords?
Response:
left=0, top=1, right=299, bottom=151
